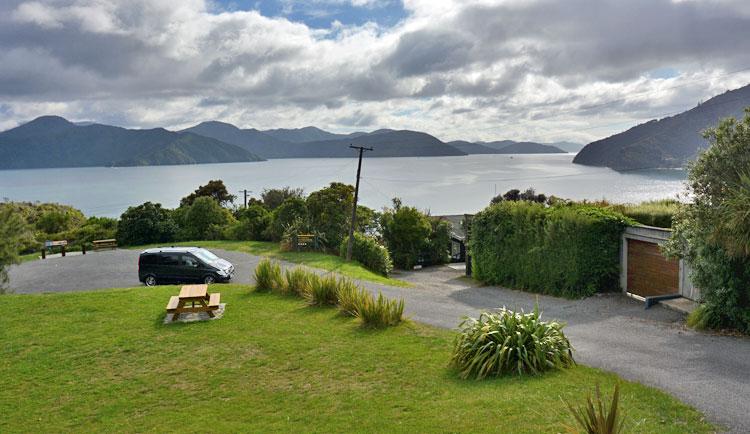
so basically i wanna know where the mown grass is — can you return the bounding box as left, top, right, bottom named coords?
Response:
left=0, top=285, right=714, bottom=433
left=131, top=240, right=410, bottom=287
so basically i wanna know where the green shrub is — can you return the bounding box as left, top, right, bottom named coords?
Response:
left=117, top=202, right=177, bottom=246
left=339, top=233, right=394, bottom=276
left=356, top=291, right=405, bottom=328
left=450, top=307, right=574, bottom=379
left=254, top=258, right=284, bottom=292
left=335, top=278, right=362, bottom=317
left=423, top=218, right=451, bottom=266
left=565, top=383, right=626, bottom=434
left=304, top=274, right=339, bottom=306
left=306, top=182, right=354, bottom=250
left=228, top=204, right=271, bottom=241
left=285, top=267, right=312, bottom=297
left=176, top=196, right=234, bottom=240
left=607, top=199, right=679, bottom=228
left=470, top=201, right=631, bottom=298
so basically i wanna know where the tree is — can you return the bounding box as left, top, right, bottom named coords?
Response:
left=229, top=204, right=271, bottom=241
left=180, top=180, right=235, bottom=207
left=178, top=196, right=234, bottom=240
left=266, top=197, right=308, bottom=241
left=381, top=198, right=432, bottom=269
left=261, top=187, right=304, bottom=210
left=424, top=218, right=451, bottom=265
left=116, top=202, right=177, bottom=246
left=666, top=109, right=750, bottom=332
left=0, top=206, right=31, bottom=292
left=306, top=182, right=354, bottom=250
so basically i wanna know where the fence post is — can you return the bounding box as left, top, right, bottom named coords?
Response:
left=61, top=244, right=66, bottom=257
left=41, top=248, right=46, bottom=260
left=82, top=243, right=86, bottom=255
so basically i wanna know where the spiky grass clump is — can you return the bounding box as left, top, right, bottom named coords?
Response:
left=254, top=258, right=284, bottom=292
left=450, top=307, right=574, bottom=379
left=356, top=291, right=405, bottom=328
left=565, top=383, right=626, bottom=434
left=304, top=274, right=340, bottom=307
left=284, top=266, right=311, bottom=296
left=336, top=278, right=362, bottom=317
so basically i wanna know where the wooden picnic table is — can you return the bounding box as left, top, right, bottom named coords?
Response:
left=166, top=284, right=221, bottom=321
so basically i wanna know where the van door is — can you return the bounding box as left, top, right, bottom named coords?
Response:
left=159, top=253, right=182, bottom=282
left=180, top=254, right=204, bottom=282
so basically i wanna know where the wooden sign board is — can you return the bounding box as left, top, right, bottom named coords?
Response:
left=45, top=240, right=68, bottom=247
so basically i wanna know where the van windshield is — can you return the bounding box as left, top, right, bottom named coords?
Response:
left=193, top=249, right=219, bottom=263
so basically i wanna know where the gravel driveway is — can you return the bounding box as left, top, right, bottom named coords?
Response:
left=8, top=249, right=750, bottom=432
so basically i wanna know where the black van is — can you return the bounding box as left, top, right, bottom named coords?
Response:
left=138, top=247, right=234, bottom=286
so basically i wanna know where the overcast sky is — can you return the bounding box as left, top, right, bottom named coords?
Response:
left=2, top=0, right=750, bottom=143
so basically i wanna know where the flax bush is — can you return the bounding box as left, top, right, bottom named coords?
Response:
left=254, top=258, right=284, bottom=292
left=450, top=307, right=574, bottom=379
left=565, top=383, right=627, bottom=434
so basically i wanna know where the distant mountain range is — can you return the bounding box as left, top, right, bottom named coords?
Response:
left=574, top=84, right=750, bottom=170
left=0, top=116, right=263, bottom=170
left=0, top=116, right=577, bottom=170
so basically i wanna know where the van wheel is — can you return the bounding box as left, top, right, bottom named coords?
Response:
left=144, top=275, right=157, bottom=286
left=203, top=275, right=216, bottom=285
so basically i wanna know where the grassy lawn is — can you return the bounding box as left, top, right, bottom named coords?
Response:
left=1, top=285, right=713, bottom=433
left=131, top=240, right=409, bottom=287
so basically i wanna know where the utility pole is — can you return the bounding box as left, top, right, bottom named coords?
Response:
left=346, top=145, right=373, bottom=261
left=238, top=189, right=251, bottom=208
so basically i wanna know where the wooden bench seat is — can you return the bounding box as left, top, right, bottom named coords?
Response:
left=166, top=296, right=180, bottom=312
left=92, top=239, right=118, bottom=251
left=208, top=293, right=221, bottom=308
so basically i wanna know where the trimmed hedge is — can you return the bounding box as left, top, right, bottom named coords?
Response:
left=340, top=233, right=394, bottom=276
left=470, top=201, right=632, bottom=298
left=607, top=199, right=679, bottom=228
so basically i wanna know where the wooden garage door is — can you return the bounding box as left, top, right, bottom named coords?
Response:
left=627, top=239, right=679, bottom=297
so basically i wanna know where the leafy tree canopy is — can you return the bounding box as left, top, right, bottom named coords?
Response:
left=261, top=187, right=304, bottom=210
left=180, top=179, right=235, bottom=207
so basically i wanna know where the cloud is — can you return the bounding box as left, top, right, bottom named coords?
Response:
left=1, top=0, right=750, bottom=144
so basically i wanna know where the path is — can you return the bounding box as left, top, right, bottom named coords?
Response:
left=8, top=249, right=749, bottom=432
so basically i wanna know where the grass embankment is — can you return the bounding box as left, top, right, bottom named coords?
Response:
left=1, top=285, right=713, bottom=433
left=131, top=240, right=409, bottom=287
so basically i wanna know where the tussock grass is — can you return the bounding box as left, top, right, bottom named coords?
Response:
left=304, top=274, right=340, bottom=307
left=253, top=258, right=284, bottom=292
left=356, top=291, right=405, bottom=328
left=284, top=266, right=312, bottom=296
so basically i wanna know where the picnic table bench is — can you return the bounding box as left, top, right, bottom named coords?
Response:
left=166, top=284, right=221, bottom=321
left=92, top=239, right=118, bottom=251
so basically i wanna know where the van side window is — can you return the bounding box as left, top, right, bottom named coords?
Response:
left=140, top=254, right=158, bottom=265
left=160, top=254, right=180, bottom=266
left=182, top=255, right=200, bottom=267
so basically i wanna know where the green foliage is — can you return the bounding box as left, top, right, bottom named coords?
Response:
left=565, top=384, right=627, bottom=434
left=470, top=201, right=631, bottom=298
left=335, top=278, right=362, bottom=317
left=424, top=218, right=451, bottom=266
left=306, top=182, right=354, bottom=250
left=72, top=217, right=118, bottom=245
left=266, top=197, right=308, bottom=241
left=261, top=186, right=304, bottom=210
left=179, top=179, right=236, bottom=207
left=381, top=199, right=432, bottom=269
left=450, top=307, right=575, bottom=379
left=254, top=258, right=284, bottom=292
left=116, top=202, right=177, bottom=246
left=356, top=205, right=379, bottom=235
left=339, top=233, right=393, bottom=276
left=355, top=291, right=405, bottom=328
left=35, top=207, right=85, bottom=234
left=665, top=109, right=750, bottom=332
left=176, top=196, right=234, bottom=240
left=0, top=206, right=32, bottom=291
left=304, top=274, right=340, bottom=307
left=284, top=266, right=312, bottom=297
left=228, top=204, right=270, bottom=241
left=606, top=199, right=680, bottom=228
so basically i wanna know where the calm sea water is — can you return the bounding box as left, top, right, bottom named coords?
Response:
left=0, top=154, right=687, bottom=217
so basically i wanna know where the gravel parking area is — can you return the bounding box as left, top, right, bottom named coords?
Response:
left=7, top=250, right=750, bottom=432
